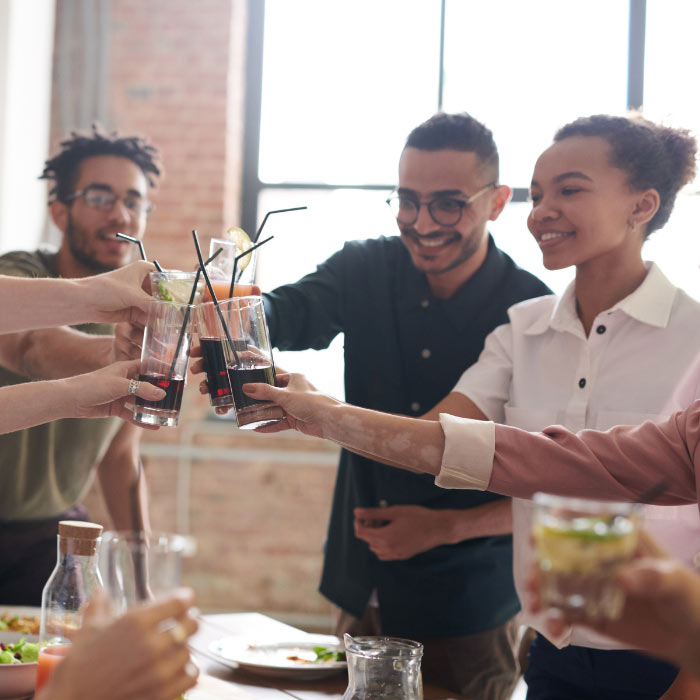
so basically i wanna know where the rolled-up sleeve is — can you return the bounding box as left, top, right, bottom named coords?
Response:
left=436, top=414, right=495, bottom=490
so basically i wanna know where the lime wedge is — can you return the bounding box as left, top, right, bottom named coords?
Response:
left=223, top=226, right=253, bottom=271
left=156, top=279, right=196, bottom=303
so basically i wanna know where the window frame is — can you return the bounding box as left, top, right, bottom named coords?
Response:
left=241, top=0, right=647, bottom=234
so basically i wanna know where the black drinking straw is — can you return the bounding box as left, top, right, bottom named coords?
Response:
left=253, top=206, right=307, bottom=243
left=167, top=247, right=224, bottom=380
left=114, top=232, right=164, bottom=271
left=191, top=230, right=240, bottom=365
left=228, top=234, right=275, bottom=298
left=116, top=232, right=147, bottom=261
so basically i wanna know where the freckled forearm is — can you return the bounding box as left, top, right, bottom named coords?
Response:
left=322, top=404, right=444, bottom=476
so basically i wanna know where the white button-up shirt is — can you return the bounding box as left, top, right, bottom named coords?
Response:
left=450, top=262, right=700, bottom=650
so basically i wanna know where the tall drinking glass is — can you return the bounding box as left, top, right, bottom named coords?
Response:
left=217, top=296, right=283, bottom=429
left=202, top=237, right=257, bottom=301
left=99, top=532, right=196, bottom=700
left=207, top=237, right=239, bottom=286
left=196, top=301, right=234, bottom=409
left=99, top=531, right=195, bottom=613
left=533, top=492, right=641, bottom=620
left=133, top=299, right=194, bottom=427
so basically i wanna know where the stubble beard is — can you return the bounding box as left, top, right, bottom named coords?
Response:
left=65, top=212, right=119, bottom=274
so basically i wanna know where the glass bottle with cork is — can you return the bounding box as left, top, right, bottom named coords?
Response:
left=37, top=520, right=103, bottom=692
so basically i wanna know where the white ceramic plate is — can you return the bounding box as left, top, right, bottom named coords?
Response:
left=208, top=635, right=346, bottom=680
left=0, top=631, right=40, bottom=700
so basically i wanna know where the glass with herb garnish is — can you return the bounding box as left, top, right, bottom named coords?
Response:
left=533, top=492, right=641, bottom=620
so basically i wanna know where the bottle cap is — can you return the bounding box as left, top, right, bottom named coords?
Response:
left=58, top=520, right=103, bottom=555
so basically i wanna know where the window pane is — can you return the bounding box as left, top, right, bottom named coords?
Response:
left=255, top=187, right=395, bottom=399
left=442, top=0, right=629, bottom=187
left=644, top=0, right=700, bottom=142
left=634, top=0, right=700, bottom=302
left=259, top=0, right=441, bottom=185
left=643, top=195, right=700, bottom=302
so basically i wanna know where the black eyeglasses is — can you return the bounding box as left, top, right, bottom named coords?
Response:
left=65, top=185, right=153, bottom=217
left=386, top=183, right=496, bottom=227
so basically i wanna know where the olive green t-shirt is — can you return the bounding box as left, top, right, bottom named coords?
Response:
left=0, top=248, right=121, bottom=520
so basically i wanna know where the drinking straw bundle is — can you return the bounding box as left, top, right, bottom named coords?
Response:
left=227, top=205, right=306, bottom=296
left=167, top=246, right=224, bottom=380
left=253, top=206, right=307, bottom=243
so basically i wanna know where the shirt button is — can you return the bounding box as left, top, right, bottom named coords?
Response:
left=378, top=499, right=388, bottom=508
left=410, top=402, right=421, bottom=412
left=421, top=349, right=431, bottom=359
left=596, top=325, right=606, bottom=334
left=420, top=299, right=430, bottom=308
left=579, top=378, right=586, bottom=388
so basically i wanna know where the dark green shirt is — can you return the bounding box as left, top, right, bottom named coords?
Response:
left=264, top=235, right=552, bottom=637
left=0, top=248, right=120, bottom=521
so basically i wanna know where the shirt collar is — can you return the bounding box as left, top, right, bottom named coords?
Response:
left=524, top=262, right=677, bottom=336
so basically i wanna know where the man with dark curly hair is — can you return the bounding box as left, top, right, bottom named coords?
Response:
left=0, top=125, right=161, bottom=604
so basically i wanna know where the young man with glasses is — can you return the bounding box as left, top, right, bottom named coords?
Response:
left=261, top=113, right=551, bottom=699
left=0, top=126, right=160, bottom=605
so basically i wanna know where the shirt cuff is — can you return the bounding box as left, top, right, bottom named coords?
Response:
left=436, top=414, right=495, bottom=490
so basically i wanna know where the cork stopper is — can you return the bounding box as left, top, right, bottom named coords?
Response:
left=58, top=520, right=103, bottom=555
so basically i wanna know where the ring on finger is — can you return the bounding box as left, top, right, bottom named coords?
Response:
left=127, top=378, right=141, bottom=396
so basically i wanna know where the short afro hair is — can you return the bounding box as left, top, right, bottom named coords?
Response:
left=40, top=124, right=161, bottom=203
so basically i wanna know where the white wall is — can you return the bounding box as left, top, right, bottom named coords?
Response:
left=0, top=0, right=55, bottom=254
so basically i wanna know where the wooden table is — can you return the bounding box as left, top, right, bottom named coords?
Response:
left=188, top=612, right=467, bottom=700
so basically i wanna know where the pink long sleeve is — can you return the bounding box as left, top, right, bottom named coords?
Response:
left=490, top=401, right=700, bottom=507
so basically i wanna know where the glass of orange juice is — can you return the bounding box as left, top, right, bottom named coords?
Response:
left=201, top=277, right=257, bottom=302
left=36, top=644, right=70, bottom=692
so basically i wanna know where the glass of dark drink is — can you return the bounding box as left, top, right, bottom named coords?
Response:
left=133, top=299, right=195, bottom=427
left=196, top=301, right=234, bottom=409
left=217, top=296, right=283, bottom=429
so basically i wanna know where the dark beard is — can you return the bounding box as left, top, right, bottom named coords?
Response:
left=65, top=213, right=117, bottom=274
left=437, top=231, right=481, bottom=274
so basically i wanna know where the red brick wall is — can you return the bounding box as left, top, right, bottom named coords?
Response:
left=49, top=0, right=337, bottom=625
left=51, top=0, right=247, bottom=266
